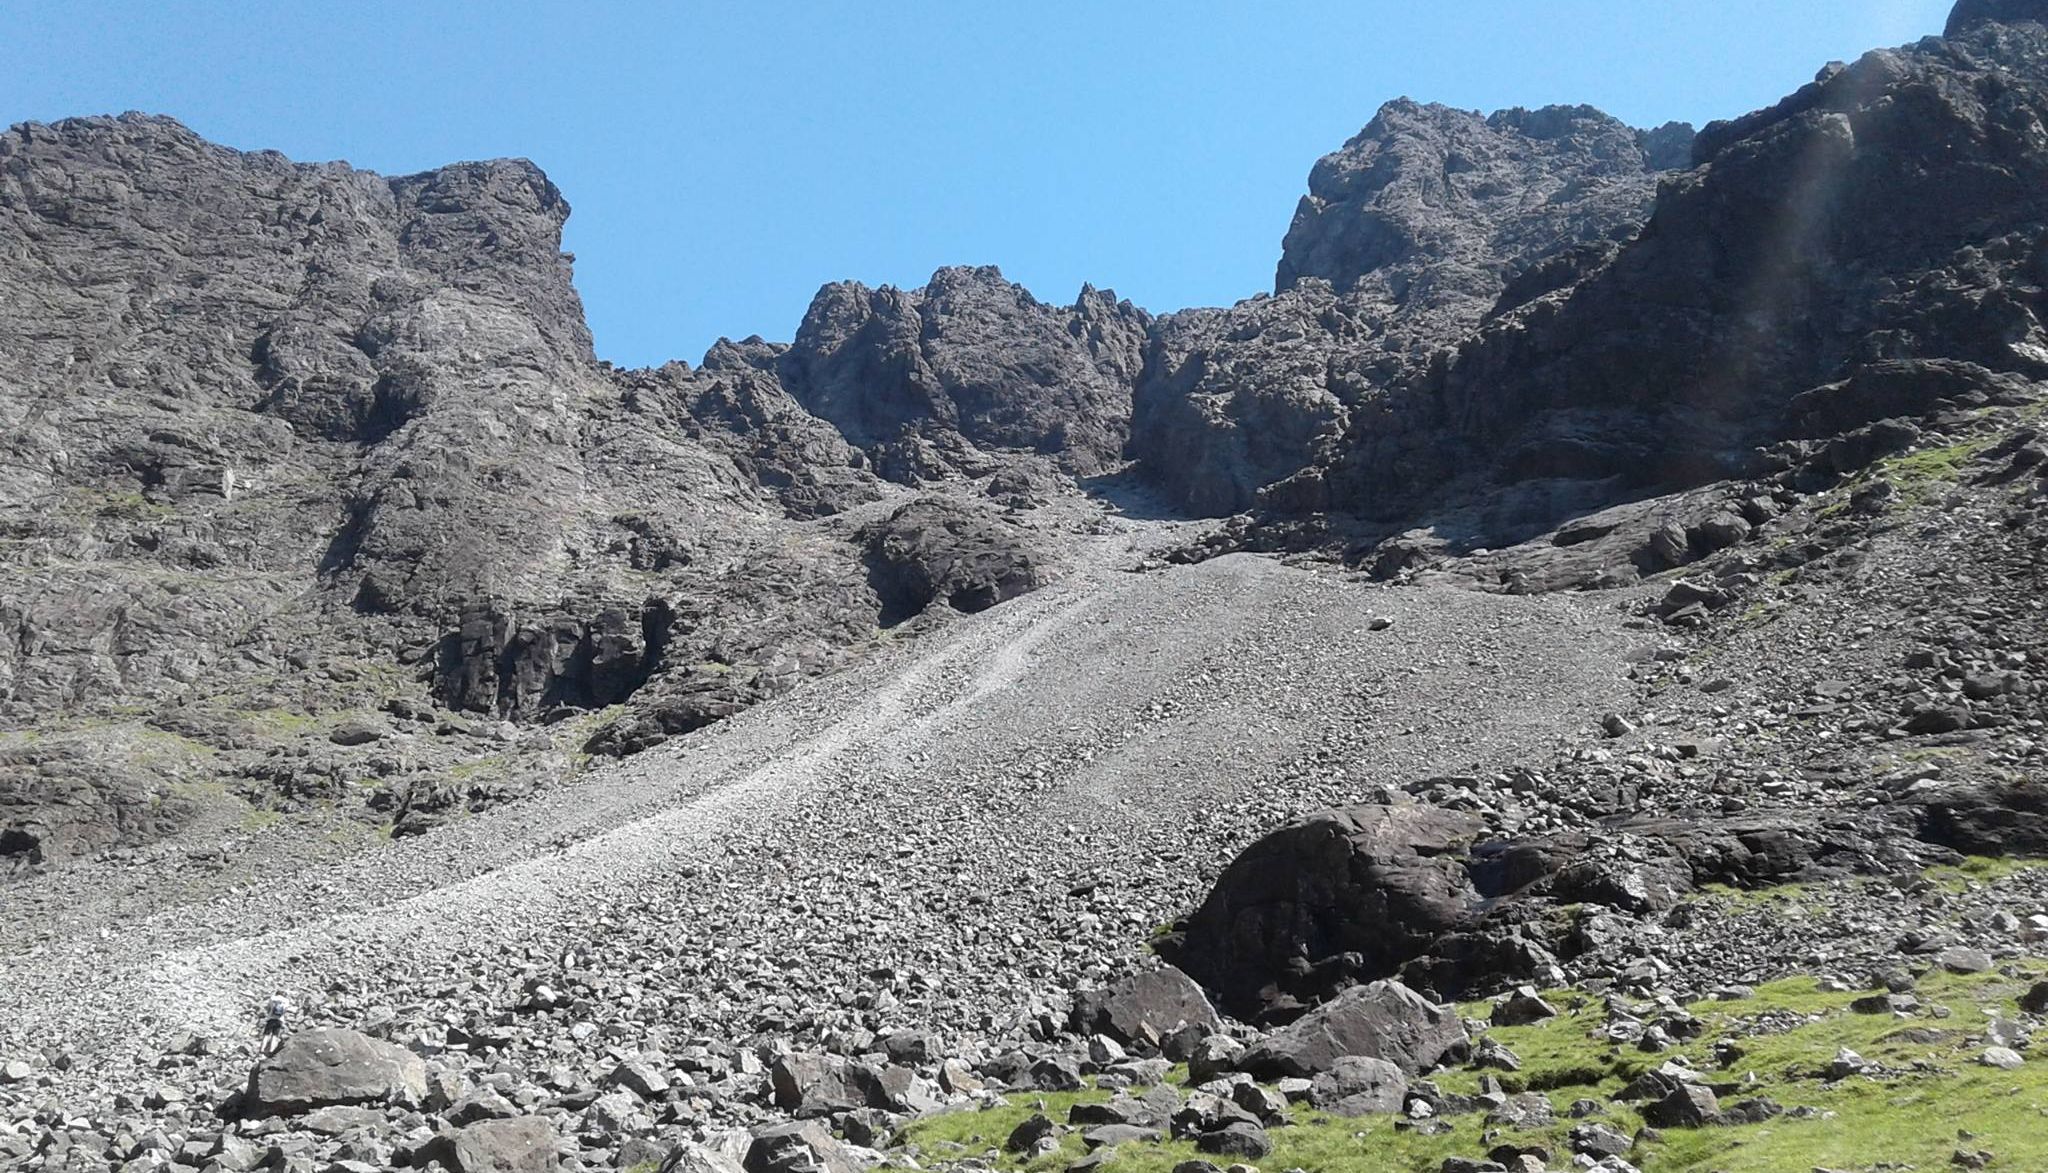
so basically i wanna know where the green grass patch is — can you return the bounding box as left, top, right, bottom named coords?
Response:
left=1926, top=854, right=2048, bottom=892
left=82, top=489, right=175, bottom=522
left=1880, top=441, right=1987, bottom=491
left=228, top=707, right=321, bottom=735
left=890, top=961, right=2048, bottom=1173
left=893, top=1087, right=1502, bottom=1173
left=1813, top=438, right=1992, bottom=521
left=1696, top=880, right=1821, bottom=912
left=448, top=754, right=510, bottom=782
left=167, top=778, right=230, bottom=801
left=1898, top=745, right=1975, bottom=765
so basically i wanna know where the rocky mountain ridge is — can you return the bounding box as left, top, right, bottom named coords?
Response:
left=1131, top=100, right=1690, bottom=517
left=1252, top=13, right=2048, bottom=562
left=0, top=84, right=1703, bottom=868
left=0, top=115, right=1079, bottom=863
left=8, top=1, right=2048, bottom=1170
left=16, top=8, right=2048, bottom=875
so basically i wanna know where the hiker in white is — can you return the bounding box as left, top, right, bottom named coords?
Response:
left=258, top=994, right=292, bottom=1055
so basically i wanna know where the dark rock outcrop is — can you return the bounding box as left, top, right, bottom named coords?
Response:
left=1173, top=801, right=1936, bottom=1016
left=1275, top=102, right=1687, bottom=297
left=1273, top=20, right=2048, bottom=540
left=1130, top=102, right=1691, bottom=515
left=781, top=266, right=1149, bottom=480
left=1947, top=0, right=2048, bottom=37
left=1909, top=778, right=2048, bottom=855
left=1168, top=805, right=1484, bottom=1015
left=0, top=114, right=900, bottom=858
left=861, top=497, right=1053, bottom=626
left=610, top=340, right=883, bottom=522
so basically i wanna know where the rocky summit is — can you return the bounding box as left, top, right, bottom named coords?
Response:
left=6, top=2, right=2048, bottom=1172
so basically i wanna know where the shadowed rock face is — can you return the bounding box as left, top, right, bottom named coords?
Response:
left=1171, top=801, right=1934, bottom=1018
left=781, top=266, right=1150, bottom=481
left=1168, top=806, right=1486, bottom=1015
left=1267, top=19, right=2048, bottom=533
left=1947, top=0, right=2048, bottom=36
left=1129, top=102, right=1691, bottom=516
left=860, top=498, right=1054, bottom=627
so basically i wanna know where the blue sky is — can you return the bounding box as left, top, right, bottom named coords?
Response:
left=9, top=2, right=1952, bottom=368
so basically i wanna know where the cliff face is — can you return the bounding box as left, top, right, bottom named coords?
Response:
left=1274, top=101, right=1690, bottom=296
left=1272, top=15, right=2048, bottom=535
left=1128, top=102, right=1692, bottom=516
left=13, top=1, right=2048, bottom=869
left=781, top=265, right=1150, bottom=481
left=0, top=115, right=904, bottom=862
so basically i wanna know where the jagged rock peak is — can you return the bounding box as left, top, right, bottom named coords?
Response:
left=1275, top=98, right=1693, bottom=294
left=1948, top=0, right=2048, bottom=37
left=1130, top=99, right=1687, bottom=516
left=779, top=265, right=1149, bottom=480
left=7, top=110, right=566, bottom=220
left=1272, top=13, right=2048, bottom=541
left=0, top=113, right=895, bottom=860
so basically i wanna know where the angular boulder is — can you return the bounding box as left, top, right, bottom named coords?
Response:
left=1911, top=779, right=2048, bottom=856
left=1643, top=1084, right=1721, bottom=1128
left=861, top=497, right=1051, bottom=626
left=1174, top=798, right=1927, bottom=1014
left=768, top=1053, right=869, bottom=1118
left=745, top=1119, right=862, bottom=1173
left=1238, top=980, right=1467, bottom=1079
left=1071, top=965, right=1223, bottom=1052
left=244, top=1028, right=427, bottom=1116
left=426, top=1117, right=560, bottom=1173
left=1307, top=1055, right=1409, bottom=1116
left=661, top=1141, right=748, bottom=1173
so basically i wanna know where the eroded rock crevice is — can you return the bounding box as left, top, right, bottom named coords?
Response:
left=432, top=599, right=674, bottom=721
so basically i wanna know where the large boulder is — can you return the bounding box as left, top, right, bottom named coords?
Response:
left=861, top=497, right=1051, bottom=625
left=423, top=1117, right=560, bottom=1173
left=1071, top=965, right=1224, bottom=1051
left=1173, top=798, right=1933, bottom=1015
left=1172, top=805, right=1484, bottom=1015
left=767, top=1053, right=869, bottom=1118
left=1910, top=778, right=2048, bottom=856
left=244, top=1028, right=427, bottom=1116
left=767, top=1052, right=935, bottom=1117
left=745, top=1120, right=862, bottom=1173
left=1307, top=1055, right=1410, bottom=1116
left=1238, top=980, right=1468, bottom=1079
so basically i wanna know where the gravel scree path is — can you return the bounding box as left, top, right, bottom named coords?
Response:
left=0, top=514, right=1642, bottom=1093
